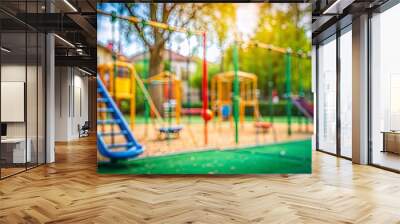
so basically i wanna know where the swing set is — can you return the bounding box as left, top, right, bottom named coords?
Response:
left=233, top=40, right=312, bottom=139
left=97, top=9, right=312, bottom=154
left=98, top=10, right=211, bottom=144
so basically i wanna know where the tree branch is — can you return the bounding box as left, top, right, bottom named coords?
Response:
left=124, top=3, right=151, bottom=47
left=164, top=4, right=204, bottom=41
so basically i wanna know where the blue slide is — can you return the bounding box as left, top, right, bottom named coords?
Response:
left=97, top=77, right=143, bottom=160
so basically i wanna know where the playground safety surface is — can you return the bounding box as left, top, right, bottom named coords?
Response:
left=98, top=121, right=312, bottom=174
left=98, top=139, right=311, bottom=174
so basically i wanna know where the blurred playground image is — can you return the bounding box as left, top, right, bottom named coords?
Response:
left=97, top=3, right=313, bottom=174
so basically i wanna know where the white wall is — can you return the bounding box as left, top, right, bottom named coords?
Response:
left=54, top=67, right=89, bottom=141
left=72, top=72, right=89, bottom=138
left=55, top=67, right=69, bottom=140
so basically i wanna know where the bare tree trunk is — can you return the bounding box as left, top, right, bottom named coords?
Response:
left=149, top=44, right=166, bottom=115
left=149, top=46, right=164, bottom=76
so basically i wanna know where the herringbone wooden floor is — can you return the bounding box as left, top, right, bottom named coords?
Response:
left=1, top=136, right=400, bottom=224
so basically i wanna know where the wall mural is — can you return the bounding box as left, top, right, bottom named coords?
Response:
left=96, top=3, right=313, bottom=174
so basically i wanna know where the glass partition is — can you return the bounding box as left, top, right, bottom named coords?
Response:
left=0, top=0, right=46, bottom=179
left=0, top=31, right=28, bottom=177
left=317, top=36, right=337, bottom=154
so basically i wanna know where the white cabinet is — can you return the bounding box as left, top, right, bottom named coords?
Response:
left=1, top=138, right=31, bottom=163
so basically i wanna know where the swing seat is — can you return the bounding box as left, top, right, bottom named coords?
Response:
left=159, top=125, right=183, bottom=133
left=158, top=125, right=183, bottom=139
left=254, top=122, right=272, bottom=130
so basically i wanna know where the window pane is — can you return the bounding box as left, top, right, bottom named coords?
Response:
left=340, top=29, right=352, bottom=158
left=371, top=4, right=400, bottom=171
left=317, top=37, right=337, bottom=154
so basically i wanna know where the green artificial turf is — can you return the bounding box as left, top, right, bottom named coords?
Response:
left=98, top=139, right=312, bottom=174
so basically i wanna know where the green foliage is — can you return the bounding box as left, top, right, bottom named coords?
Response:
left=223, top=4, right=312, bottom=98
left=189, top=70, right=202, bottom=90
left=182, top=101, right=203, bottom=109
left=133, top=60, right=147, bottom=76
left=190, top=60, right=221, bottom=89
left=186, top=4, right=312, bottom=100
left=135, top=59, right=173, bottom=76
left=119, top=99, right=130, bottom=114
left=164, top=60, right=172, bottom=72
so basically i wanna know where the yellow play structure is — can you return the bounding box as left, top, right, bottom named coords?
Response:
left=211, top=71, right=259, bottom=124
left=98, top=61, right=137, bottom=130
left=98, top=61, right=183, bottom=133
left=147, top=71, right=182, bottom=124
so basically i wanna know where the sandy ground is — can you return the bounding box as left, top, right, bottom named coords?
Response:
left=98, top=121, right=313, bottom=161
